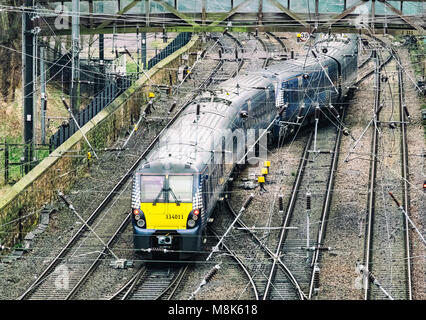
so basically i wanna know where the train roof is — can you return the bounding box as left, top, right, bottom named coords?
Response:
left=137, top=33, right=358, bottom=174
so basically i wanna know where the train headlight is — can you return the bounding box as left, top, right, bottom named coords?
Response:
left=192, top=214, right=198, bottom=221
left=134, top=214, right=141, bottom=221
left=137, top=219, right=146, bottom=228
left=187, top=219, right=196, bottom=228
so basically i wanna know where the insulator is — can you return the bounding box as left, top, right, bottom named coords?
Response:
left=403, top=105, right=410, bottom=119
left=58, top=191, right=72, bottom=208
left=235, top=47, right=239, bottom=60
left=389, top=191, right=401, bottom=207
left=278, top=195, right=284, bottom=212
left=311, top=50, right=317, bottom=59
left=218, top=49, right=222, bottom=59
left=150, top=247, right=164, bottom=252
left=296, top=104, right=305, bottom=119
left=168, top=102, right=177, bottom=114
left=376, top=103, right=384, bottom=115
left=290, top=50, right=294, bottom=59
left=315, top=105, right=320, bottom=120
left=205, top=265, right=220, bottom=283
left=328, top=105, right=339, bottom=118
left=313, top=266, right=320, bottom=290
left=196, top=104, right=201, bottom=117
left=306, top=192, right=311, bottom=210
left=243, top=194, right=255, bottom=210
left=255, top=28, right=258, bottom=37
left=389, top=122, right=397, bottom=129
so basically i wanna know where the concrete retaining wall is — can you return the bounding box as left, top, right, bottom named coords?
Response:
left=0, top=35, right=200, bottom=249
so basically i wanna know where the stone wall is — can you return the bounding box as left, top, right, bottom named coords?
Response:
left=0, top=35, right=200, bottom=248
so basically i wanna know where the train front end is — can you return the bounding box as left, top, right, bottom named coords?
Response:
left=131, top=161, right=202, bottom=259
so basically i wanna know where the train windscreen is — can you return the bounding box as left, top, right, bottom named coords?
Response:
left=141, top=175, right=165, bottom=202
left=168, top=175, right=193, bottom=203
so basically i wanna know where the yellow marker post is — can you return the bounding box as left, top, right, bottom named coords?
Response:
left=87, top=152, right=92, bottom=169
left=258, top=176, right=267, bottom=192
left=264, top=161, right=270, bottom=168
left=148, top=92, right=155, bottom=98
left=261, top=168, right=268, bottom=175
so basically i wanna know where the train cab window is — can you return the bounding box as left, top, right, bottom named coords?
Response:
left=141, top=175, right=165, bottom=202
left=168, top=175, right=193, bottom=203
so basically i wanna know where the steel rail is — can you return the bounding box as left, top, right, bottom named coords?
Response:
left=112, top=265, right=187, bottom=300
left=108, top=267, right=147, bottom=300
left=223, top=200, right=305, bottom=300
left=363, top=50, right=381, bottom=300
left=208, top=226, right=260, bottom=300
left=397, top=61, right=412, bottom=300
left=307, top=105, right=348, bottom=298
left=64, top=35, right=246, bottom=299
left=161, top=265, right=189, bottom=300
left=17, top=36, right=230, bottom=300
left=261, top=132, right=314, bottom=300
left=363, top=38, right=412, bottom=300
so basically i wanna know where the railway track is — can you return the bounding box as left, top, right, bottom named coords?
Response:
left=261, top=115, right=346, bottom=299
left=109, top=264, right=188, bottom=300
left=252, top=31, right=287, bottom=68
left=209, top=199, right=305, bottom=300
left=355, top=36, right=394, bottom=87
left=17, top=34, right=250, bottom=300
left=362, top=46, right=412, bottom=300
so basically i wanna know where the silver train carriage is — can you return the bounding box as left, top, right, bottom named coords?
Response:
left=131, top=34, right=358, bottom=259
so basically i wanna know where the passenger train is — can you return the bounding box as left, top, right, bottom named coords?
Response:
left=131, top=33, right=358, bottom=259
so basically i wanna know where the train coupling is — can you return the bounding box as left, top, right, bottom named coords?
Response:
left=157, top=235, right=173, bottom=246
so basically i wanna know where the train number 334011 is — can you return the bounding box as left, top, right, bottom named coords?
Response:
left=165, top=214, right=184, bottom=220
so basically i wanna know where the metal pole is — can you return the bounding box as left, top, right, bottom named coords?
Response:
left=313, top=103, right=320, bottom=153
left=22, top=0, right=34, bottom=174
left=40, top=46, right=47, bottom=145
left=4, top=142, right=9, bottom=183
left=142, top=32, right=147, bottom=70
left=136, top=25, right=140, bottom=73
left=71, top=0, right=80, bottom=113
left=99, top=33, right=105, bottom=90
left=306, top=192, right=311, bottom=258
left=33, top=21, right=38, bottom=148
left=315, top=0, right=319, bottom=28
left=371, top=0, right=376, bottom=33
